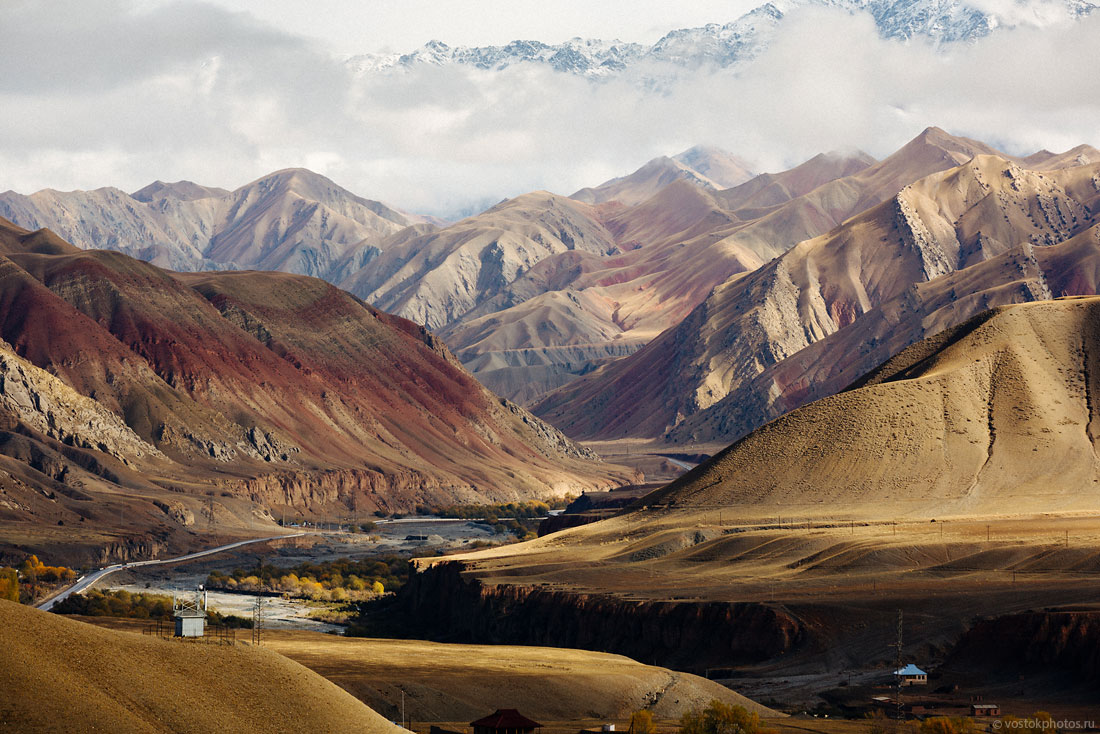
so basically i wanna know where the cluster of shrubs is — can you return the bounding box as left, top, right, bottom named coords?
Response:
left=51, top=588, right=251, bottom=627
left=678, top=701, right=775, bottom=734
left=0, top=555, right=79, bottom=604
left=417, top=499, right=573, bottom=539
left=205, top=555, right=407, bottom=602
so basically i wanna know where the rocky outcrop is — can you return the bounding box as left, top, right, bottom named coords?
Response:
left=152, top=499, right=195, bottom=527
left=0, top=342, right=162, bottom=464
left=392, top=561, right=805, bottom=672
left=92, top=535, right=170, bottom=565
left=894, top=193, right=955, bottom=280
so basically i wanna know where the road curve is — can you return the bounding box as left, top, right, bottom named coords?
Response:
left=660, top=456, right=698, bottom=472
left=35, top=532, right=305, bottom=611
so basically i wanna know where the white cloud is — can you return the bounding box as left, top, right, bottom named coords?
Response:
left=1, top=1, right=1098, bottom=216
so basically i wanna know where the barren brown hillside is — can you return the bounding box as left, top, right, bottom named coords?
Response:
left=0, top=217, right=632, bottom=563
left=668, top=220, right=1100, bottom=444
left=439, top=143, right=900, bottom=401
left=0, top=600, right=405, bottom=734
left=572, top=147, right=755, bottom=206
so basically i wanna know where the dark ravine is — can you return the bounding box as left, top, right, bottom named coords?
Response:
left=942, top=610, right=1100, bottom=682
left=390, top=561, right=805, bottom=672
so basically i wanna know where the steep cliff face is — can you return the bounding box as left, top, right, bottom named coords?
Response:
left=392, top=561, right=805, bottom=672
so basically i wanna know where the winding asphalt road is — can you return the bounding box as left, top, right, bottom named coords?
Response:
left=35, top=532, right=305, bottom=611
left=661, top=456, right=698, bottom=472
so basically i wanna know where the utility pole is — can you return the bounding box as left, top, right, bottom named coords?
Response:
left=205, top=493, right=216, bottom=540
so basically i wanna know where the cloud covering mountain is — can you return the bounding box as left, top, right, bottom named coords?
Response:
left=1, top=0, right=1097, bottom=217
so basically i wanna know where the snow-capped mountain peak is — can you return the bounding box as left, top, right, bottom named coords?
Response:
left=347, top=0, right=1096, bottom=78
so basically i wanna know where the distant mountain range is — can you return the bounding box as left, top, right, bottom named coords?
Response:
left=0, top=169, right=425, bottom=278
left=6, top=129, right=1099, bottom=420
left=533, top=130, right=1100, bottom=443
left=347, top=0, right=1097, bottom=78
left=0, top=145, right=767, bottom=402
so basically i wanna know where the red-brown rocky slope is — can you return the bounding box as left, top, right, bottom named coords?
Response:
left=0, top=217, right=632, bottom=563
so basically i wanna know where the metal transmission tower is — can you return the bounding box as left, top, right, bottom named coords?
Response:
left=251, top=594, right=267, bottom=645
left=893, top=609, right=904, bottom=723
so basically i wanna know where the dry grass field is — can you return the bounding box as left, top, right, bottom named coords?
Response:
left=0, top=600, right=405, bottom=734
left=237, top=630, right=776, bottom=723
left=68, top=615, right=780, bottom=727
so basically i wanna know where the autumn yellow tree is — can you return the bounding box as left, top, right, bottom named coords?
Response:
left=920, top=717, right=977, bottom=734
left=679, top=701, right=772, bottom=734
left=0, top=568, right=19, bottom=602
left=630, top=710, right=656, bottom=734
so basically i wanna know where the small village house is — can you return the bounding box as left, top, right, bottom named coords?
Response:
left=895, top=663, right=927, bottom=686
left=971, top=704, right=1001, bottom=717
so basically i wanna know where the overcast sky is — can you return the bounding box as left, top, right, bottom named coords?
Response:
left=2, top=0, right=1098, bottom=217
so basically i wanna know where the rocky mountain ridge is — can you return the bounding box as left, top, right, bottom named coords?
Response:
left=0, top=168, right=414, bottom=279
left=534, top=136, right=1100, bottom=442
left=347, top=0, right=1097, bottom=79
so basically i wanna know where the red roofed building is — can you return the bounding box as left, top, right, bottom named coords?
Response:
left=470, top=709, right=543, bottom=734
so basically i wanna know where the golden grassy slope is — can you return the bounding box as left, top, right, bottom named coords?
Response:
left=644, top=298, right=1100, bottom=519
left=0, top=600, right=405, bottom=734
left=261, top=630, right=779, bottom=722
